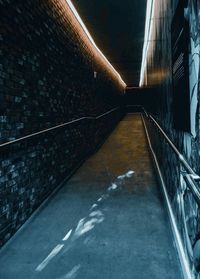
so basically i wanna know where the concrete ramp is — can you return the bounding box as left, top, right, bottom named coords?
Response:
left=0, top=114, right=182, bottom=279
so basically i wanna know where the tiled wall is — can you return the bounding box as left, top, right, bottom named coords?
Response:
left=0, top=0, right=125, bottom=247
left=142, top=0, right=200, bottom=277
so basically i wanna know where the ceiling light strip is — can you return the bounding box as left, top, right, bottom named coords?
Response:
left=65, top=0, right=126, bottom=88
left=139, top=0, right=155, bottom=87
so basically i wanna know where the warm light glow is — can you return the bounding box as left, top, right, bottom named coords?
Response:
left=147, top=69, right=170, bottom=85
left=139, top=0, right=155, bottom=87
left=66, top=0, right=126, bottom=88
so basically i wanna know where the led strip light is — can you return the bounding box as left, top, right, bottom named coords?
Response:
left=66, top=0, right=127, bottom=88
left=139, top=0, right=155, bottom=87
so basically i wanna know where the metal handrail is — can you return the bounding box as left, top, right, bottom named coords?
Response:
left=149, top=114, right=197, bottom=177
left=0, top=107, right=120, bottom=148
left=142, top=107, right=199, bottom=178
left=142, top=107, right=200, bottom=208
left=184, top=174, right=200, bottom=207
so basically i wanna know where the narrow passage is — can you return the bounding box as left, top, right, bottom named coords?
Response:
left=0, top=114, right=182, bottom=279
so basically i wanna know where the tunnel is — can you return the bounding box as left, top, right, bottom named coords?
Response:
left=0, top=0, right=200, bottom=278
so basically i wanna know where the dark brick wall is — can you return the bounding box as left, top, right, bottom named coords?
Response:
left=0, top=0, right=125, bottom=247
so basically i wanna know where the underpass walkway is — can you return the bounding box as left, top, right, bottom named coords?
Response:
left=0, top=114, right=182, bottom=279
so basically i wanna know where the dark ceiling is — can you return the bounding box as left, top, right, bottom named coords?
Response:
left=72, top=0, right=147, bottom=86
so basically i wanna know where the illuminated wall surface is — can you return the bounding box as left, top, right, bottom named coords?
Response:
left=0, top=0, right=126, bottom=247
left=141, top=0, right=200, bottom=277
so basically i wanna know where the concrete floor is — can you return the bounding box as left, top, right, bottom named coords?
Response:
left=0, top=114, right=183, bottom=279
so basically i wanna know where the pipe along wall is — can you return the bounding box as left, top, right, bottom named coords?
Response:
left=0, top=0, right=125, bottom=247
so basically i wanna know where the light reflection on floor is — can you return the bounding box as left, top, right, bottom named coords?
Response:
left=35, top=170, right=135, bottom=278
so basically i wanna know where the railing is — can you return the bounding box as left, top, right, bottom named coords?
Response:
left=143, top=107, right=200, bottom=181
left=142, top=107, right=200, bottom=279
left=0, top=107, right=120, bottom=148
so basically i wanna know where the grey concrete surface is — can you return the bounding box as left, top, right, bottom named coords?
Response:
left=0, top=114, right=183, bottom=279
